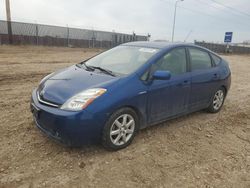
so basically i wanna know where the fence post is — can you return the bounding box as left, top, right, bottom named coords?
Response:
left=92, top=37, right=95, bottom=48
left=67, top=24, right=69, bottom=47
left=92, top=29, right=95, bottom=48
left=36, top=24, right=39, bottom=45
left=6, top=21, right=13, bottom=44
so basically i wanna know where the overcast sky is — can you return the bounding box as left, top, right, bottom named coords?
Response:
left=0, top=0, right=250, bottom=42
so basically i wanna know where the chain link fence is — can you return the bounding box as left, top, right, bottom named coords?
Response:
left=195, top=41, right=250, bottom=54
left=0, top=20, right=148, bottom=48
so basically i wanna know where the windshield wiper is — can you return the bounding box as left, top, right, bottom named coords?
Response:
left=77, top=62, right=95, bottom=71
left=77, top=62, right=116, bottom=77
left=83, top=62, right=95, bottom=71
left=88, top=66, right=116, bottom=77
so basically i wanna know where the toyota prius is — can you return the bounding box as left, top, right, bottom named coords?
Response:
left=30, top=42, right=231, bottom=150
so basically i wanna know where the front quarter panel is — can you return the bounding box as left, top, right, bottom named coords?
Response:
left=85, top=74, right=148, bottom=128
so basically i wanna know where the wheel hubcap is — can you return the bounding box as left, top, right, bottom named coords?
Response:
left=110, top=114, right=135, bottom=146
left=213, top=90, right=224, bottom=110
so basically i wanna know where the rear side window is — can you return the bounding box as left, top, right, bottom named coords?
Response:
left=189, top=48, right=212, bottom=71
left=211, top=54, right=221, bottom=65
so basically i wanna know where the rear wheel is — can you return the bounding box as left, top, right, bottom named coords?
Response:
left=207, top=88, right=225, bottom=113
left=102, top=108, right=139, bottom=151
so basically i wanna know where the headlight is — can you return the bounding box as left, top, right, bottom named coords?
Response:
left=60, top=88, right=107, bottom=111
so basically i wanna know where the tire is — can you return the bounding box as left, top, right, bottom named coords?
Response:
left=207, top=87, right=226, bottom=113
left=102, top=107, right=139, bottom=151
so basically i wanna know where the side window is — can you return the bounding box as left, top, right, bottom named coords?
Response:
left=153, top=48, right=187, bottom=75
left=211, top=54, right=221, bottom=65
left=189, top=48, right=212, bottom=70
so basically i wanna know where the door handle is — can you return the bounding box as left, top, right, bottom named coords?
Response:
left=213, top=73, right=219, bottom=80
left=183, top=80, right=190, bottom=84
left=177, top=80, right=190, bottom=87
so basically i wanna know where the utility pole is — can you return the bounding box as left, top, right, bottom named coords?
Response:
left=5, top=0, right=13, bottom=44
left=171, top=0, right=184, bottom=42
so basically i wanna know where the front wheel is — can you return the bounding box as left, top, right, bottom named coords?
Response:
left=207, top=88, right=226, bottom=113
left=102, top=108, right=139, bottom=151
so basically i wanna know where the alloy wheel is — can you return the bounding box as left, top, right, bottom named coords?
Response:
left=110, top=114, right=135, bottom=146
left=213, top=90, right=224, bottom=110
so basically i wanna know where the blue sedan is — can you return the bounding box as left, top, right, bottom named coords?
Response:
left=30, top=42, right=231, bottom=150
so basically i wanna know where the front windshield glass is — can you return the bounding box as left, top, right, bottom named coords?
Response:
left=85, top=46, right=159, bottom=75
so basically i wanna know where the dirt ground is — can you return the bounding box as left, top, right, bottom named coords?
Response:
left=0, top=45, right=249, bottom=188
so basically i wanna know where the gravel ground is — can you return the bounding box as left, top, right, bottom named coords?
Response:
left=0, top=45, right=249, bottom=188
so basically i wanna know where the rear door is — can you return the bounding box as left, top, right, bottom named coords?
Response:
left=188, top=47, right=220, bottom=110
left=147, top=47, right=191, bottom=123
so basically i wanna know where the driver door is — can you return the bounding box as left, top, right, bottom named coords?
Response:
left=147, top=47, right=191, bottom=123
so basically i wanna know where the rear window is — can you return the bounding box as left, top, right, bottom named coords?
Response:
left=189, top=48, right=212, bottom=70
left=211, top=54, right=221, bottom=65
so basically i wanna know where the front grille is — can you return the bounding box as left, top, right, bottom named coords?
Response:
left=37, top=91, right=60, bottom=108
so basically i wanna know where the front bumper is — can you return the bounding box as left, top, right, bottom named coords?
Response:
left=30, top=89, right=104, bottom=146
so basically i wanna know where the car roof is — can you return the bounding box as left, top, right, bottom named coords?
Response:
left=121, top=41, right=218, bottom=56
left=122, top=41, right=205, bottom=50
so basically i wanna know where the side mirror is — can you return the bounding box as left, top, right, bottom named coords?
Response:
left=153, top=70, right=171, bottom=80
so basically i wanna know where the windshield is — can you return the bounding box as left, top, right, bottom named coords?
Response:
left=85, top=46, right=159, bottom=75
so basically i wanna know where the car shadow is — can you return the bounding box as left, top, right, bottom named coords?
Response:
left=43, top=109, right=215, bottom=155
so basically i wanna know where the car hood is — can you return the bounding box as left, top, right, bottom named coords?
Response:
left=38, top=65, right=120, bottom=105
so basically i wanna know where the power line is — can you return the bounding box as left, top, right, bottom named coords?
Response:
left=184, top=30, right=193, bottom=42
left=160, top=0, right=250, bottom=41
left=162, top=0, right=250, bottom=28
left=177, top=4, right=250, bottom=28
left=196, top=0, right=247, bottom=18
left=194, top=0, right=250, bottom=27
left=210, top=0, right=250, bottom=18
